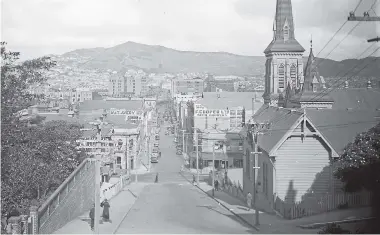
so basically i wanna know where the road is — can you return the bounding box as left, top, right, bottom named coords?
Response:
left=115, top=118, right=255, bottom=234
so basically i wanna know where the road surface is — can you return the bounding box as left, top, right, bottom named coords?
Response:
left=115, top=118, right=254, bottom=234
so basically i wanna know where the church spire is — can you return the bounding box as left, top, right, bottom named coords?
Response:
left=274, top=0, right=296, bottom=40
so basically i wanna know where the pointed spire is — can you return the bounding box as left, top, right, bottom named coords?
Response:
left=274, top=0, right=296, bottom=40
left=310, top=34, right=313, bottom=53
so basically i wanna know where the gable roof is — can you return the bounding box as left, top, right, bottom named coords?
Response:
left=252, top=105, right=303, bottom=154
left=306, top=109, right=380, bottom=154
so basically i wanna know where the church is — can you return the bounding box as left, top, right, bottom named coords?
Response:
left=242, top=0, right=380, bottom=217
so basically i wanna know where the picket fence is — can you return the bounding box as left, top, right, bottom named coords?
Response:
left=274, top=190, right=373, bottom=219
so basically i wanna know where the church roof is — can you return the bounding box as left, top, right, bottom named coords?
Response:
left=307, top=109, right=380, bottom=154
left=264, top=39, right=305, bottom=53
left=329, top=88, right=380, bottom=110
left=264, top=0, right=305, bottom=53
left=297, top=45, right=333, bottom=103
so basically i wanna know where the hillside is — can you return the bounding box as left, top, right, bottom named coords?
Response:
left=58, top=41, right=379, bottom=77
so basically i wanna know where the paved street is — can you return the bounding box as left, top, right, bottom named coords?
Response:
left=114, top=118, right=255, bottom=234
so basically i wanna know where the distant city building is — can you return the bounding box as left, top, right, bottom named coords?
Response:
left=29, top=86, right=93, bottom=105
left=108, top=70, right=148, bottom=98
left=170, top=77, right=204, bottom=98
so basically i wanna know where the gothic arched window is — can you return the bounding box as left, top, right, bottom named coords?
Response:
left=278, top=64, right=285, bottom=89
left=290, top=64, right=297, bottom=88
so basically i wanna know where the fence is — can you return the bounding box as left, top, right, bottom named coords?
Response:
left=274, top=190, right=373, bottom=219
left=100, top=174, right=131, bottom=202
left=208, top=171, right=247, bottom=204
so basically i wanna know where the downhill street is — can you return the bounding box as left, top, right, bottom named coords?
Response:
left=114, top=118, right=255, bottom=234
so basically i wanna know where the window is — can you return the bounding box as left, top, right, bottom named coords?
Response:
left=278, top=64, right=285, bottom=88
left=283, top=26, right=289, bottom=41
left=290, top=64, right=297, bottom=88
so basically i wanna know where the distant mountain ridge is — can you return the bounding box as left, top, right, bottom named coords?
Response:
left=57, top=41, right=379, bottom=77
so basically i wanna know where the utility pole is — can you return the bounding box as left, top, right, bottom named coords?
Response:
left=195, top=128, right=199, bottom=185
left=347, top=4, right=380, bottom=42
left=212, top=141, right=216, bottom=197
left=94, top=158, right=101, bottom=235
left=250, top=122, right=269, bottom=227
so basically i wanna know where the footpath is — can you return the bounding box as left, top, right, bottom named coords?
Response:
left=54, top=183, right=149, bottom=234
left=196, top=182, right=371, bottom=234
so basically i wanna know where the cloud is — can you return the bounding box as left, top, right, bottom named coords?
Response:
left=2, top=0, right=379, bottom=61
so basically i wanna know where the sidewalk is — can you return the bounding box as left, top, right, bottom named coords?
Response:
left=54, top=183, right=149, bottom=234
left=196, top=182, right=370, bottom=234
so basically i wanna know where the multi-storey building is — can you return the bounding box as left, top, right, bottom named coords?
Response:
left=108, top=70, right=148, bottom=98
left=30, top=86, right=93, bottom=104
left=171, top=77, right=204, bottom=98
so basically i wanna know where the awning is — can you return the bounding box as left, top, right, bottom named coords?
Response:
left=200, top=152, right=228, bottom=161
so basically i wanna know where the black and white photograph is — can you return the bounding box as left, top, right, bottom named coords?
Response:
left=1, top=0, right=380, bottom=234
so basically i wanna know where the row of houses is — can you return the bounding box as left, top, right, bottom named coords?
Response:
left=25, top=98, right=158, bottom=182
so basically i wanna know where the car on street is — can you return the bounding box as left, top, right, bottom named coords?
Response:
left=151, top=155, right=158, bottom=163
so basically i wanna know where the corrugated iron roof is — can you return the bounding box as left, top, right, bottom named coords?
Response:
left=253, top=105, right=303, bottom=154
left=306, top=109, right=380, bottom=154
left=197, top=92, right=263, bottom=110
left=329, top=89, right=380, bottom=110
left=79, top=100, right=143, bottom=111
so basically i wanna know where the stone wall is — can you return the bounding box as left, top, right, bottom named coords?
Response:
left=37, top=159, right=96, bottom=234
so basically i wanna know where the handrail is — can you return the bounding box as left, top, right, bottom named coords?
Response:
left=37, top=158, right=93, bottom=214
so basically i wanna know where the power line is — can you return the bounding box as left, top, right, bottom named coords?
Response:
left=306, top=44, right=377, bottom=103
left=309, top=47, right=380, bottom=102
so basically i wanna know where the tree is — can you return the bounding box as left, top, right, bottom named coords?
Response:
left=1, top=42, right=85, bottom=214
left=334, top=122, right=380, bottom=233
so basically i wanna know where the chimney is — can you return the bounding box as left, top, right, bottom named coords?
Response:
left=344, top=81, right=349, bottom=89
left=367, top=80, right=372, bottom=89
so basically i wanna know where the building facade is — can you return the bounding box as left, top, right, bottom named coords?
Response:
left=109, top=70, right=148, bottom=98
left=171, top=77, right=204, bottom=98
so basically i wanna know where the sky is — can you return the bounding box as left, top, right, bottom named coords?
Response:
left=2, top=0, right=379, bottom=61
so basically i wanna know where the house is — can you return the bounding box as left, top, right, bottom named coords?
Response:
left=243, top=105, right=380, bottom=212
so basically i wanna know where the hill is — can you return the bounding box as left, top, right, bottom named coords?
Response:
left=57, top=41, right=379, bottom=77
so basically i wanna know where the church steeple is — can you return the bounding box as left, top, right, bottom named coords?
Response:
left=263, top=0, right=305, bottom=107
left=264, top=0, right=305, bottom=53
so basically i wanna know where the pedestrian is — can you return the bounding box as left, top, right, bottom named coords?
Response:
left=192, top=174, right=196, bottom=185
left=155, top=173, right=159, bottom=183
left=89, top=203, right=95, bottom=231
left=100, top=199, right=111, bottom=222
left=246, top=192, right=253, bottom=211
left=214, top=180, right=219, bottom=191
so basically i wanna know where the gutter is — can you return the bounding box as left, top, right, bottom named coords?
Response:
left=179, top=172, right=260, bottom=232
left=297, top=217, right=376, bottom=229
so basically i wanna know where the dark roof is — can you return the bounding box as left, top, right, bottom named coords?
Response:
left=198, top=92, right=262, bottom=110
left=200, top=152, right=228, bottom=161
left=329, top=88, right=380, bottom=110
left=79, top=100, right=143, bottom=111
left=264, top=39, right=305, bottom=53
left=306, top=109, right=380, bottom=154
left=253, top=105, right=302, bottom=153
left=40, top=113, right=81, bottom=124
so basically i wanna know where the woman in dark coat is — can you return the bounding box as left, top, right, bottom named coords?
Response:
left=89, top=204, right=95, bottom=231
left=100, top=199, right=110, bottom=222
